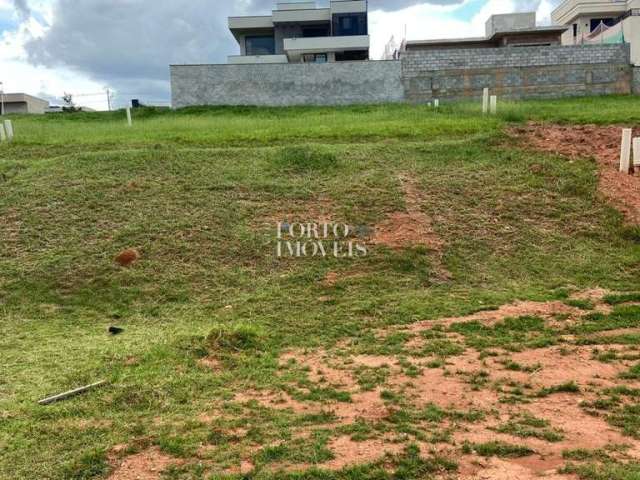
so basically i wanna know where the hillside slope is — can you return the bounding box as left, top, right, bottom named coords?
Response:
left=1, top=97, right=640, bottom=479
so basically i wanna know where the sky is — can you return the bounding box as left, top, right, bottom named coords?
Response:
left=0, top=0, right=561, bottom=110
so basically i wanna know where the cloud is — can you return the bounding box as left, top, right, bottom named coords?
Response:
left=12, top=0, right=29, bottom=20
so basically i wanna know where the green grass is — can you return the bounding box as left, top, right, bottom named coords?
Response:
left=496, top=414, right=564, bottom=442
left=449, top=316, right=557, bottom=351
left=604, top=293, right=640, bottom=305
left=463, top=441, right=534, bottom=458
left=536, top=381, right=581, bottom=398
left=562, top=462, right=640, bottom=480
left=2, top=97, right=640, bottom=479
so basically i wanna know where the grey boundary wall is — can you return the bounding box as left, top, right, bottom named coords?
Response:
left=171, top=44, right=633, bottom=107
left=171, top=60, right=403, bottom=108
left=402, top=44, right=632, bottom=101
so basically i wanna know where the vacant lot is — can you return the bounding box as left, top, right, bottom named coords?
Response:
left=1, top=96, right=640, bottom=480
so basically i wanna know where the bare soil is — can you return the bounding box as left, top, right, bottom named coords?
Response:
left=373, top=175, right=444, bottom=251
left=115, top=248, right=140, bottom=267
left=229, top=288, right=640, bottom=477
left=108, top=448, right=178, bottom=480
left=511, top=123, right=640, bottom=224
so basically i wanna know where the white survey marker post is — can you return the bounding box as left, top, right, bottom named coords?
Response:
left=490, top=95, right=497, bottom=115
left=482, top=88, right=490, bottom=114
left=620, top=128, right=632, bottom=173
left=634, top=138, right=640, bottom=168
left=434, top=99, right=439, bottom=108
left=126, top=107, right=132, bottom=127
left=3, top=120, right=14, bottom=141
left=0, top=124, right=5, bottom=143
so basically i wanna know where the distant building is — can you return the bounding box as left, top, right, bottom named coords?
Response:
left=1, top=93, right=49, bottom=115
left=228, top=1, right=369, bottom=64
left=552, top=0, right=640, bottom=65
left=406, top=13, right=568, bottom=52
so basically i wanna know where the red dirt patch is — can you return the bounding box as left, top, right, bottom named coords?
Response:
left=459, top=457, right=577, bottom=480
left=115, top=248, right=140, bottom=267
left=108, top=448, right=178, bottom=480
left=373, top=175, right=444, bottom=251
left=323, top=271, right=339, bottom=288
left=512, top=123, right=640, bottom=224
left=226, top=289, right=640, bottom=477
left=526, top=393, right=630, bottom=451
left=324, top=436, right=404, bottom=470
left=510, top=345, right=623, bottom=389
left=333, top=388, right=390, bottom=424
left=234, top=389, right=313, bottom=414
left=406, top=365, right=501, bottom=411
left=281, top=350, right=357, bottom=388
left=407, top=299, right=579, bottom=332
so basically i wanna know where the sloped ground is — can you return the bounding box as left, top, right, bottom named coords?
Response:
left=2, top=100, right=640, bottom=480
left=511, top=123, right=640, bottom=224
left=199, top=290, right=640, bottom=479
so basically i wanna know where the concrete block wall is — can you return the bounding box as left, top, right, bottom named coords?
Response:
left=171, top=44, right=634, bottom=107
left=171, top=60, right=404, bottom=108
left=402, top=44, right=632, bottom=101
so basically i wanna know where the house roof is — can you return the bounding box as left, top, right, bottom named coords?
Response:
left=2, top=93, right=49, bottom=105
left=406, top=25, right=569, bottom=48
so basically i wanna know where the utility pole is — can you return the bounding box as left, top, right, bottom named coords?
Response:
left=105, top=87, right=112, bottom=111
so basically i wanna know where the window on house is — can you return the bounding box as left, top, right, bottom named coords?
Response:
left=302, top=25, right=330, bottom=37
left=573, top=24, right=578, bottom=37
left=303, top=53, right=328, bottom=63
left=245, top=35, right=275, bottom=56
left=335, top=50, right=369, bottom=61
left=590, top=18, right=616, bottom=32
left=332, top=13, right=367, bottom=36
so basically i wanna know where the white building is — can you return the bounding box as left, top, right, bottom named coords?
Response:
left=552, top=0, right=640, bottom=64
left=1, top=93, right=49, bottom=115
left=228, top=1, right=370, bottom=64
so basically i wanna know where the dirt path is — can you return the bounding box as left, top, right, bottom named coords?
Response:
left=372, top=174, right=444, bottom=250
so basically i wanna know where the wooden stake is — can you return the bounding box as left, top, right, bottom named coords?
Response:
left=633, top=137, right=640, bottom=168
left=620, top=128, right=632, bottom=173
left=490, top=95, right=497, bottom=115
left=3, top=120, right=13, bottom=141
left=482, top=88, right=489, bottom=114
left=126, top=107, right=132, bottom=127
left=38, top=380, right=108, bottom=405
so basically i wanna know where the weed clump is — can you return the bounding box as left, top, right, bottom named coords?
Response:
left=274, top=145, right=339, bottom=172
left=206, top=323, right=264, bottom=353
left=463, top=441, right=534, bottom=458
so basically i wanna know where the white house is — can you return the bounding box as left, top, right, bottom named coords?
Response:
left=228, top=1, right=370, bottom=64
left=552, top=0, right=640, bottom=64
